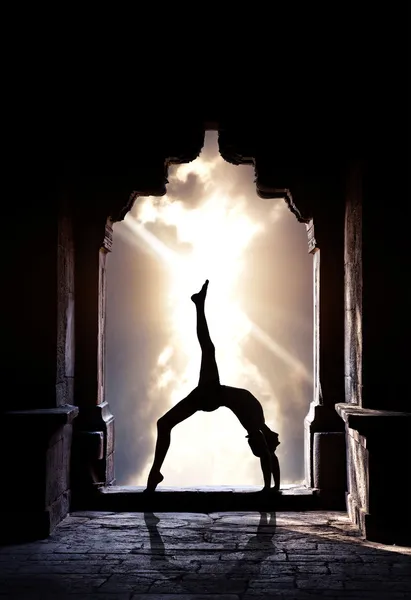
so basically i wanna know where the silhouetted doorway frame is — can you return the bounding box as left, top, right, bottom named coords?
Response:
left=73, top=132, right=345, bottom=500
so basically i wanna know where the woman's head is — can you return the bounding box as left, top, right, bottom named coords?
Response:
left=263, top=427, right=280, bottom=453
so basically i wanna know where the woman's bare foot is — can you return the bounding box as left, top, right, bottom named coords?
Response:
left=261, top=486, right=282, bottom=494
left=191, top=279, right=209, bottom=305
left=144, top=470, right=164, bottom=492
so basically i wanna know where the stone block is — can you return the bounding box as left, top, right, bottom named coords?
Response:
left=336, top=403, right=411, bottom=544
left=71, top=402, right=116, bottom=507
left=1, top=405, right=78, bottom=542
left=304, top=402, right=345, bottom=492
left=313, top=432, right=346, bottom=494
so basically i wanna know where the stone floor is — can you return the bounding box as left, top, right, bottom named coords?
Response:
left=97, top=485, right=321, bottom=512
left=0, top=511, right=410, bottom=599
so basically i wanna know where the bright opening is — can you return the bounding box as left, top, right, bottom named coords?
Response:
left=106, top=131, right=313, bottom=487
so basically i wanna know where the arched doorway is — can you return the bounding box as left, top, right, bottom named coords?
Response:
left=71, top=123, right=346, bottom=509
left=106, top=131, right=314, bottom=488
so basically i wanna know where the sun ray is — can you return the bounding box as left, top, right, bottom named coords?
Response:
left=247, top=320, right=312, bottom=383
left=120, top=213, right=180, bottom=267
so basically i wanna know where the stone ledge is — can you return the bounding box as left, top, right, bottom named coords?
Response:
left=4, top=404, right=79, bottom=427
left=336, top=403, right=411, bottom=544
left=96, top=484, right=321, bottom=512
left=335, top=403, right=411, bottom=436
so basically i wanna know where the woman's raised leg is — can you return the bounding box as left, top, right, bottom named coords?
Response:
left=191, top=280, right=220, bottom=387
left=146, top=280, right=220, bottom=492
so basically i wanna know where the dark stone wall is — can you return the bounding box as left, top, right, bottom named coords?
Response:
left=344, top=164, right=363, bottom=405
left=2, top=192, right=78, bottom=541
left=4, top=194, right=76, bottom=411
left=338, top=146, right=410, bottom=542
left=361, top=160, right=409, bottom=412
left=4, top=204, right=59, bottom=410
left=2, top=23, right=408, bottom=538
left=56, top=195, right=76, bottom=407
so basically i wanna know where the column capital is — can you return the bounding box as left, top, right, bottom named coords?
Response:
left=103, top=220, right=113, bottom=253
left=306, top=219, right=317, bottom=254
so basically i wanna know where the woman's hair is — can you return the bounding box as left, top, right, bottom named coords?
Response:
left=262, top=425, right=280, bottom=453
left=246, top=427, right=280, bottom=457
left=246, top=432, right=266, bottom=457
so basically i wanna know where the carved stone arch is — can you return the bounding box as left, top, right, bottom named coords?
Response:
left=217, top=126, right=315, bottom=227
left=106, top=124, right=320, bottom=229
left=71, top=121, right=345, bottom=506
left=107, top=125, right=207, bottom=223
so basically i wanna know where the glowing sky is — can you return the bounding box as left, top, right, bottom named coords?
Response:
left=106, top=131, right=313, bottom=487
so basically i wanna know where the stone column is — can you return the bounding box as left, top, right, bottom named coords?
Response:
left=304, top=204, right=346, bottom=506
left=2, top=194, right=79, bottom=541
left=336, top=162, right=411, bottom=543
left=71, top=212, right=115, bottom=506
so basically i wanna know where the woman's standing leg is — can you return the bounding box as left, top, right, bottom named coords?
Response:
left=246, top=427, right=274, bottom=490
left=261, top=424, right=281, bottom=491
left=145, top=391, right=200, bottom=491
left=259, top=453, right=273, bottom=490
left=271, top=452, right=281, bottom=491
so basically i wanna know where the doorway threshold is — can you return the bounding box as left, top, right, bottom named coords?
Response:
left=96, top=484, right=320, bottom=512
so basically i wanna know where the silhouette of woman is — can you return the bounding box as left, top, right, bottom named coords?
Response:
left=145, top=280, right=281, bottom=493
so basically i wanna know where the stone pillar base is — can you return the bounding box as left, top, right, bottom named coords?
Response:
left=1, top=492, right=71, bottom=543
left=0, top=405, right=78, bottom=542
left=336, top=403, right=411, bottom=545
left=71, top=401, right=115, bottom=508
left=313, top=432, right=346, bottom=509
left=304, top=402, right=345, bottom=496
left=347, top=492, right=410, bottom=545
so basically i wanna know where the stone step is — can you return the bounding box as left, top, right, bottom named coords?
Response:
left=97, top=484, right=321, bottom=512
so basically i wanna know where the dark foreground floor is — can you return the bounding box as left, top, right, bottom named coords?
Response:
left=0, top=511, right=410, bottom=599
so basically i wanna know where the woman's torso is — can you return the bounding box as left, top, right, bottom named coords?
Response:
left=197, top=384, right=265, bottom=432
